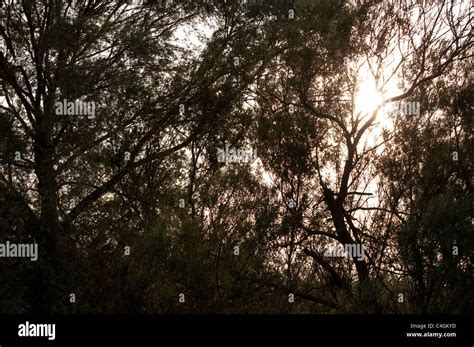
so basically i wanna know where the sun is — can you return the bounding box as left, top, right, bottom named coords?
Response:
left=353, top=72, right=401, bottom=141
left=355, top=79, right=384, bottom=115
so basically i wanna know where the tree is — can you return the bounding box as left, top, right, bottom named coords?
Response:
left=0, top=0, right=472, bottom=314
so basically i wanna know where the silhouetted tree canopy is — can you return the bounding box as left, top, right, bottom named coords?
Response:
left=0, top=0, right=472, bottom=313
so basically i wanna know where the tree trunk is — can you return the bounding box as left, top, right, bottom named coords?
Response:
left=31, top=130, right=61, bottom=313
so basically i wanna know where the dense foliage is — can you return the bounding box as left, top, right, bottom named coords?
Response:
left=0, top=0, right=472, bottom=313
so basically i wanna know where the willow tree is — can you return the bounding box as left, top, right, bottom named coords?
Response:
left=0, top=0, right=271, bottom=312
left=249, top=0, right=472, bottom=312
left=0, top=0, right=471, bottom=314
